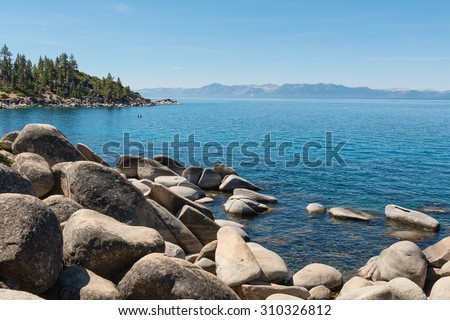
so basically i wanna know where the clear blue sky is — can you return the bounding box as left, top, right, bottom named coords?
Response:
left=1, top=0, right=449, bottom=90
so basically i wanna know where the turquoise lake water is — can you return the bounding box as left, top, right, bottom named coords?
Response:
left=1, top=99, right=450, bottom=274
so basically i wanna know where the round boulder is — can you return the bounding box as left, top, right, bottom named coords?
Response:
left=306, top=203, right=326, bottom=214
left=292, top=263, right=343, bottom=291
left=0, top=163, right=36, bottom=196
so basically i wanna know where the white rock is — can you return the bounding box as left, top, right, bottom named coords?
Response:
left=385, top=204, right=440, bottom=231
left=306, top=203, right=326, bottom=214
left=292, top=263, right=343, bottom=291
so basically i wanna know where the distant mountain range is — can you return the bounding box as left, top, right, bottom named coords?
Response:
left=137, top=83, right=450, bottom=100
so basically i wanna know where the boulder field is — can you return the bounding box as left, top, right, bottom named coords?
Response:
left=0, top=123, right=449, bottom=300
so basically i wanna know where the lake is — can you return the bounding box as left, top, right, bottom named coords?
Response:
left=1, top=98, right=450, bottom=274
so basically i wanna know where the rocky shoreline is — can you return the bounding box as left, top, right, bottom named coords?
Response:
left=1, top=123, right=450, bottom=300
left=0, top=94, right=179, bottom=109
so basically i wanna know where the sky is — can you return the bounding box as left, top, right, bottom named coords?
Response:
left=1, top=0, right=449, bottom=90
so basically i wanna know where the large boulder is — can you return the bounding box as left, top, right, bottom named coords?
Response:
left=177, top=205, right=220, bottom=246
left=12, top=124, right=84, bottom=166
left=336, top=284, right=393, bottom=300
left=423, top=236, right=450, bottom=267
left=148, top=199, right=203, bottom=254
left=247, top=242, right=289, bottom=283
left=76, top=143, right=110, bottom=167
left=329, top=207, right=373, bottom=221
left=150, top=183, right=214, bottom=220
left=1, top=130, right=20, bottom=151
left=59, top=161, right=172, bottom=240
left=358, top=241, right=428, bottom=288
left=213, top=163, right=239, bottom=179
left=153, top=154, right=185, bottom=175
left=0, top=163, right=36, bottom=196
left=53, top=266, right=121, bottom=300
left=117, top=253, right=239, bottom=300
left=12, top=152, right=55, bottom=197
left=196, top=240, right=218, bottom=262
left=137, top=158, right=178, bottom=181
left=0, top=289, right=43, bottom=300
left=0, top=193, right=62, bottom=294
left=43, top=195, right=84, bottom=223
left=182, top=166, right=203, bottom=185
left=387, top=277, right=426, bottom=300
left=197, top=168, right=222, bottom=189
left=169, top=186, right=200, bottom=201
left=385, top=204, right=440, bottom=231
left=429, top=277, right=450, bottom=300
left=339, top=276, right=374, bottom=296
left=215, top=226, right=261, bottom=287
left=236, top=283, right=310, bottom=300
left=63, top=209, right=165, bottom=281
left=292, top=263, right=343, bottom=291
left=233, top=188, right=278, bottom=203
left=219, top=174, right=261, bottom=192
left=115, top=155, right=142, bottom=178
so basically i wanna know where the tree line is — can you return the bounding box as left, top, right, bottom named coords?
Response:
left=0, top=44, right=132, bottom=101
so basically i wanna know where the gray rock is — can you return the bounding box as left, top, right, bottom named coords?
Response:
left=429, top=277, right=450, bottom=300
left=0, top=289, right=44, bottom=300
left=247, top=242, right=289, bottom=283
left=306, top=203, right=326, bottom=214
left=215, top=219, right=245, bottom=229
left=43, top=195, right=84, bottom=223
left=223, top=199, right=259, bottom=217
left=213, top=163, right=239, bottom=179
left=115, top=155, right=142, bottom=178
left=195, top=196, right=214, bottom=204
left=12, top=152, right=55, bottom=197
left=359, top=241, right=428, bottom=288
left=60, top=161, right=172, bottom=240
left=130, top=179, right=151, bottom=197
left=164, top=242, right=185, bottom=259
left=76, top=143, right=110, bottom=167
left=12, top=124, right=84, bottom=166
left=169, top=185, right=200, bottom=200
left=197, top=168, right=222, bottom=189
left=0, top=163, right=36, bottom=196
left=194, top=258, right=216, bottom=274
left=336, top=284, right=393, bottom=300
left=1, top=131, right=21, bottom=152
left=423, top=236, right=450, bottom=267
left=0, top=193, right=62, bottom=294
left=293, top=263, right=343, bottom=291
left=329, top=207, right=373, bottom=221
left=117, top=253, right=239, bottom=300
left=385, top=204, right=440, bottom=231
left=63, top=209, right=165, bottom=281
left=178, top=205, right=220, bottom=246
left=154, top=175, right=188, bottom=187
left=236, top=283, right=310, bottom=300
left=137, top=158, right=178, bottom=181
left=228, top=195, right=269, bottom=212
left=266, top=293, right=304, bottom=300
left=215, top=226, right=261, bottom=287
left=308, top=285, right=332, bottom=300
left=148, top=199, right=203, bottom=253
left=440, top=260, right=450, bottom=276
left=139, top=179, right=153, bottom=187
left=387, top=277, right=426, bottom=300
left=234, top=188, right=278, bottom=203
left=219, top=174, right=261, bottom=192
left=53, top=266, right=121, bottom=300
left=182, top=166, right=203, bottom=185
left=150, top=182, right=214, bottom=220
left=153, top=154, right=185, bottom=175
left=196, top=240, right=217, bottom=262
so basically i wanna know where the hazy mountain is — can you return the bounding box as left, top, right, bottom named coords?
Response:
left=137, top=83, right=450, bottom=100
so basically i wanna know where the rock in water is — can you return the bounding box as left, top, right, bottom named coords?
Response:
left=359, top=241, right=428, bottom=288
left=153, top=154, right=185, bottom=175
left=182, top=166, right=204, bottom=185
left=117, top=253, right=239, bottom=300
left=423, top=236, right=450, bottom=267
left=43, top=195, right=84, bottom=223
left=0, top=163, right=36, bottom=196
left=247, top=242, right=289, bottom=283
left=63, top=209, right=165, bottom=281
left=60, top=161, right=172, bottom=240
left=215, top=226, right=261, bottom=287
left=233, top=188, right=278, bottom=203
left=292, top=263, right=343, bottom=291
left=137, top=158, right=178, bottom=181
left=219, top=174, right=261, bottom=192
left=329, top=207, right=373, bottom=221
left=213, top=163, right=239, bottom=179
left=0, top=193, right=62, bottom=294
left=12, top=152, right=55, bottom=197
left=306, top=203, right=326, bottom=214
left=53, top=266, right=121, bottom=300
left=385, top=204, right=440, bottom=231
left=12, top=123, right=84, bottom=166
left=197, top=168, right=222, bottom=189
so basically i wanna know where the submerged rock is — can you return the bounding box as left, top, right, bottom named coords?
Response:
left=329, top=207, right=373, bottom=221
left=306, top=203, right=326, bottom=214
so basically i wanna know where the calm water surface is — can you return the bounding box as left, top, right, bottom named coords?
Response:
left=2, top=99, right=450, bottom=274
